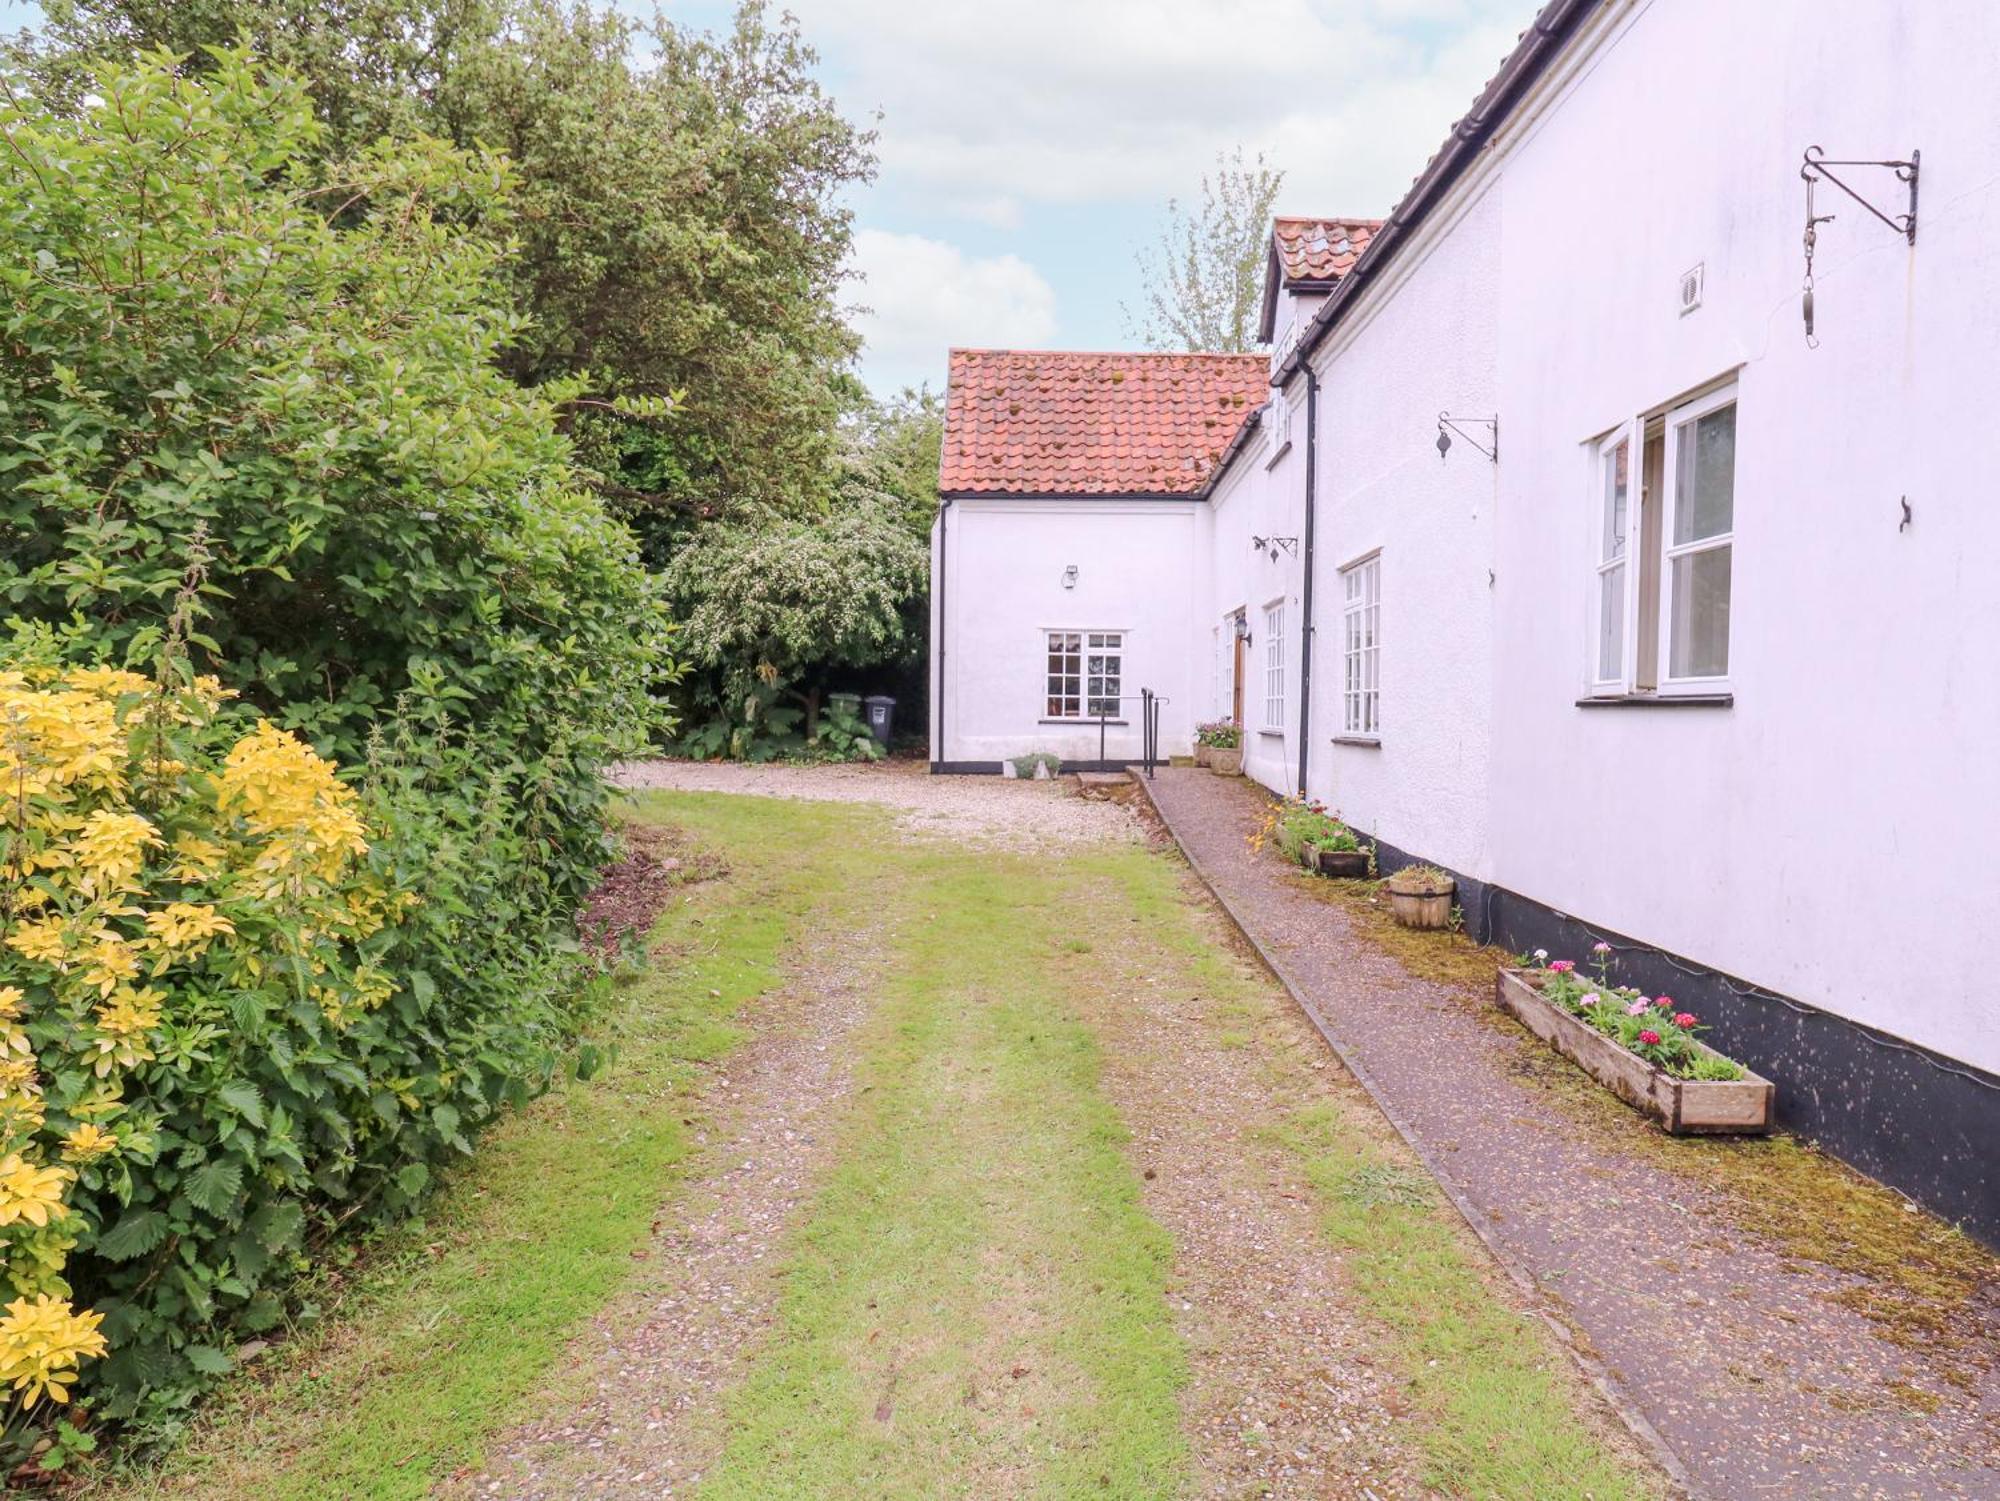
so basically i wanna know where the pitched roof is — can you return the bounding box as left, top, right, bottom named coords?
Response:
left=1272, top=217, right=1383, bottom=285
left=939, top=349, right=1268, bottom=497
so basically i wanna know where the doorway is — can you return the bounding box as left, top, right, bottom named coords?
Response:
left=1230, top=612, right=1247, bottom=727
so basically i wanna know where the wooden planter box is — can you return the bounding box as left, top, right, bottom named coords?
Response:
left=1311, top=847, right=1370, bottom=878
left=1385, top=884, right=1453, bottom=929
left=1494, top=970, right=1774, bottom=1135
left=1209, top=746, right=1243, bottom=776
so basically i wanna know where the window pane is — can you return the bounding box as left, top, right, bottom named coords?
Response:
left=1669, top=545, right=1731, bottom=677
left=1674, top=403, right=1735, bottom=544
left=1597, top=563, right=1625, bottom=681
left=1602, top=439, right=1629, bottom=563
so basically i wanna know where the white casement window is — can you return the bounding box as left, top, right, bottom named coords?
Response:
left=1045, top=630, right=1123, bottom=719
left=1588, top=382, right=1736, bottom=693
left=1339, top=555, right=1381, bottom=738
left=1592, top=433, right=1631, bottom=688
left=1262, top=601, right=1286, bottom=730
left=1663, top=389, right=1735, bottom=682
left=1264, top=390, right=1292, bottom=466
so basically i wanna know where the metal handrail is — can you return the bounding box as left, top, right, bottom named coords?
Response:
left=1065, top=692, right=1170, bottom=775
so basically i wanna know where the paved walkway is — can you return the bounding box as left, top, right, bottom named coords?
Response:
left=1142, top=767, right=2000, bottom=1501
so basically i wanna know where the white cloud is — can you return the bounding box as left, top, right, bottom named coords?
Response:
left=790, top=0, right=1530, bottom=215
left=847, top=228, right=1059, bottom=391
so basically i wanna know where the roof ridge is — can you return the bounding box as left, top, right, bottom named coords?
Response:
left=947, top=347, right=1267, bottom=362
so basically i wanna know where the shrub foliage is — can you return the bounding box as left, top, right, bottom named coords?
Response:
left=0, top=47, right=668, bottom=1443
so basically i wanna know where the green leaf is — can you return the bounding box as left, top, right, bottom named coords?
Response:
left=184, top=1159, right=244, bottom=1217
left=184, top=1345, right=233, bottom=1377
left=95, top=1209, right=170, bottom=1261
left=217, top=1079, right=266, bottom=1126
left=395, top=1162, right=429, bottom=1198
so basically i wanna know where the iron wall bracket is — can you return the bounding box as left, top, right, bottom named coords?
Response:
left=1801, top=146, right=1920, bottom=244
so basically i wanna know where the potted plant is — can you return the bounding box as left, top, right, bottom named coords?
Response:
left=1384, top=863, right=1455, bottom=928
left=1203, top=721, right=1243, bottom=776
left=1272, top=799, right=1371, bottom=876
left=1005, top=751, right=1062, bottom=780
left=1494, top=949, right=1773, bottom=1134
left=1311, top=834, right=1371, bottom=878
left=1193, top=719, right=1236, bottom=769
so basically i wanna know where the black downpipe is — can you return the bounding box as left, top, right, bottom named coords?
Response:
left=931, top=498, right=951, bottom=772
left=1295, top=368, right=1320, bottom=797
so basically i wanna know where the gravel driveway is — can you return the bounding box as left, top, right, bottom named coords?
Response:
left=611, top=758, right=1142, bottom=849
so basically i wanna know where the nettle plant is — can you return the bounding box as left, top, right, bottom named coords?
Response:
left=0, top=663, right=408, bottom=1453
left=1523, top=946, right=1746, bottom=1081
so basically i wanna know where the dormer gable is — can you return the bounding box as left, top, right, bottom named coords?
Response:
left=1257, top=216, right=1384, bottom=349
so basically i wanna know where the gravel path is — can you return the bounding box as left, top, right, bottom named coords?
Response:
left=1079, top=933, right=1432, bottom=1496
left=1144, top=767, right=2000, bottom=1500
left=451, top=913, right=897, bottom=1499
left=611, top=758, right=1142, bottom=850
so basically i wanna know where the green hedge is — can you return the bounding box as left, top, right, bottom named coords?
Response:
left=0, top=48, right=668, bottom=1445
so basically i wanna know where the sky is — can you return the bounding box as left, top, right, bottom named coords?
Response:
left=0, top=0, right=1538, bottom=395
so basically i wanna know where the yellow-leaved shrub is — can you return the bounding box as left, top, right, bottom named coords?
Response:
left=0, top=666, right=409, bottom=1427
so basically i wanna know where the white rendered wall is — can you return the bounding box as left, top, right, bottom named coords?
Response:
left=1302, top=183, right=1502, bottom=879
left=1476, top=0, right=2000, bottom=1070
left=1203, top=425, right=1305, bottom=793
left=934, top=498, right=1203, bottom=766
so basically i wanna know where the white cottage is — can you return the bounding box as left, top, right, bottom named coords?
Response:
left=931, top=0, right=2000, bottom=1238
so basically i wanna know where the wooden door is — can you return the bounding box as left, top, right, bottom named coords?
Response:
left=1231, top=624, right=1246, bottom=727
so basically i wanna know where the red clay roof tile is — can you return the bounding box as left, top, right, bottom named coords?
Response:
left=940, top=349, right=1268, bottom=497
left=1272, top=216, right=1383, bottom=283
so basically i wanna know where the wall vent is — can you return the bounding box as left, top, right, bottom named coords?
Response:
left=1679, top=262, right=1705, bottom=316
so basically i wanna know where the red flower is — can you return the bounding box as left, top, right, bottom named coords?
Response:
left=1548, top=960, right=1576, bottom=975
left=1673, top=1012, right=1697, bottom=1029
left=1637, top=1029, right=1663, bottom=1047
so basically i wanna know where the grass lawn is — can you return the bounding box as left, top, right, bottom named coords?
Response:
left=96, top=789, right=1660, bottom=1500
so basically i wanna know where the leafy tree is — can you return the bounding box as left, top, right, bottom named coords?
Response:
left=17, top=0, right=498, bottom=148
left=1125, top=147, right=1285, bottom=352
left=0, top=43, right=664, bottom=769
left=661, top=472, right=927, bottom=758
left=12, top=0, right=877, bottom=534
left=845, top=385, right=944, bottom=538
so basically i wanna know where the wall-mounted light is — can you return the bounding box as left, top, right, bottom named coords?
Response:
left=1436, top=412, right=1498, bottom=463
left=1250, top=534, right=1299, bottom=561
left=1061, top=564, right=1078, bottom=589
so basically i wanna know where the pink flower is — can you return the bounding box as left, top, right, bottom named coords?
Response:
left=1592, top=941, right=1612, bottom=955
left=1654, top=995, right=1673, bottom=1010
left=1626, top=1000, right=1650, bottom=1016
left=1673, top=1012, right=1697, bottom=1029
left=1638, top=1029, right=1662, bottom=1047
left=1548, top=960, right=1575, bottom=975
left=1578, top=993, right=1600, bottom=1008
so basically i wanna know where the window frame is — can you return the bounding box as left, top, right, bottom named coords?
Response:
left=1588, top=428, right=1632, bottom=693
left=1043, top=628, right=1124, bottom=721
left=1584, top=380, right=1737, bottom=698
left=1657, top=384, right=1736, bottom=689
left=1264, top=390, right=1293, bottom=468
left=1261, top=599, right=1286, bottom=732
left=1338, top=552, right=1381, bottom=741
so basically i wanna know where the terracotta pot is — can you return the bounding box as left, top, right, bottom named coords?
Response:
left=1312, top=847, right=1371, bottom=878
left=1386, top=883, right=1453, bottom=929
left=1209, top=746, right=1243, bottom=776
